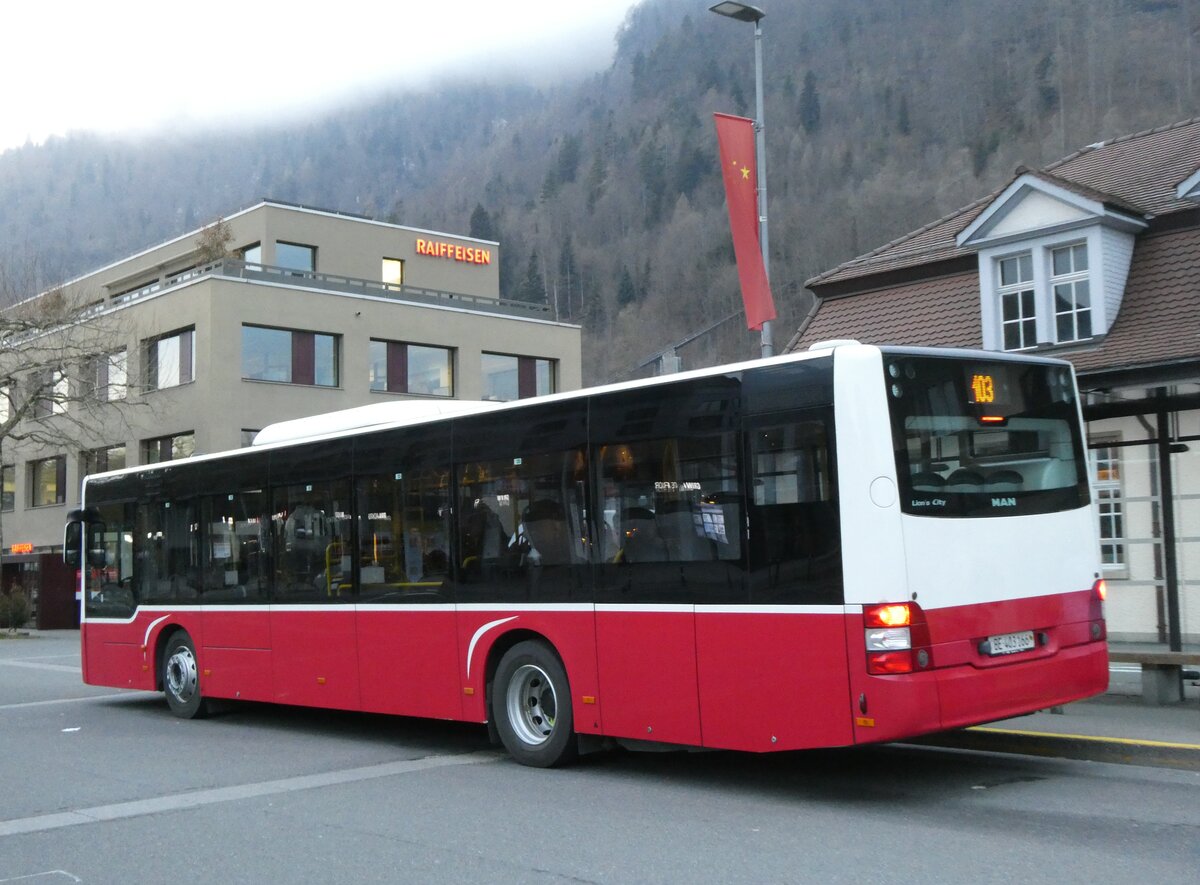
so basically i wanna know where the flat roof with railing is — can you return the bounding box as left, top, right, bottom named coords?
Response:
left=100, top=258, right=553, bottom=320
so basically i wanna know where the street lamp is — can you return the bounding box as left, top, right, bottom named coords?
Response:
left=710, top=2, right=773, bottom=358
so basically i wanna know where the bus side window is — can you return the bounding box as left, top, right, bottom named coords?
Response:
left=134, top=499, right=201, bottom=604
left=271, top=480, right=351, bottom=601
left=356, top=469, right=451, bottom=603
left=201, top=491, right=270, bottom=603
left=748, top=415, right=842, bottom=605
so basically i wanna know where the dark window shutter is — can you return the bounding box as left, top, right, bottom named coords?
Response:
left=387, top=342, right=408, bottom=393
left=292, top=331, right=315, bottom=385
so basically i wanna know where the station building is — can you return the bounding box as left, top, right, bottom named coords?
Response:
left=1, top=200, right=582, bottom=626
left=792, top=119, right=1200, bottom=661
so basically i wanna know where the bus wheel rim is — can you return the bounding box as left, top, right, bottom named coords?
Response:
left=166, top=646, right=198, bottom=702
left=506, top=663, right=556, bottom=747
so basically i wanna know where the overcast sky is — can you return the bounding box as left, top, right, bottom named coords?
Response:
left=0, top=0, right=639, bottom=153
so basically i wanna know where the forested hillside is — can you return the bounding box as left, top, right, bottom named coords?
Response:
left=1, top=0, right=1196, bottom=383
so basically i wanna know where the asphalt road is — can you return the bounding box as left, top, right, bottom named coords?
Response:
left=2, top=632, right=1198, bottom=884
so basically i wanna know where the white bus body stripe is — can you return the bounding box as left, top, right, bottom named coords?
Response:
left=466, top=617, right=518, bottom=679
left=142, top=616, right=170, bottom=649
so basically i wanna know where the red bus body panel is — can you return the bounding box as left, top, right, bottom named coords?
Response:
left=594, top=610, right=702, bottom=746
left=696, top=610, right=852, bottom=751
left=357, top=608, right=462, bottom=720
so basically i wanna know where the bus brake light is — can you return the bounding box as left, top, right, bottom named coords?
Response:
left=1093, top=579, right=1107, bottom=601
left=864, top=603, right=911, bottom=627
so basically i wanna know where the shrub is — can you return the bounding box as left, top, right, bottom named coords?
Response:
left=0, top=588, right=32, bottom=630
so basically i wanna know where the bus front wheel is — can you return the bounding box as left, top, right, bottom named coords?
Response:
left=493, top=641, right=577, bottom=767
left=162, top=632, right=208, bottom=719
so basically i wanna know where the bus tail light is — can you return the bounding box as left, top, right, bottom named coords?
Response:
left=864, top=602, right=932, bottom=675
left=1093, top=579, right=1107, bottom=602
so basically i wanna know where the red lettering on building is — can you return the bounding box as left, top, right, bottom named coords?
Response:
left=413, top=239, right=492, bottom=266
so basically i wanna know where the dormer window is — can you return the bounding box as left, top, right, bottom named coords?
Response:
left=959, top=171, right=1145, bottom=354
left=997, top=252, right=1036, bottom=350
left=1051, top=243, right=1091, bottom=342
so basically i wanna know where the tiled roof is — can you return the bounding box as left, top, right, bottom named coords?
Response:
left=793, top=119, right=1200, bottom=379
left=791, top=271, right=982, bottom=351
left=807, top=118, right=1200, bottom=288
left=1066, top=227, right=1200, bottom=374
left=792, top=222, right=1200, bottom=378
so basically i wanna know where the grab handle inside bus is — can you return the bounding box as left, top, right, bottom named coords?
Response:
left=63, top=508, right=106, bottom=569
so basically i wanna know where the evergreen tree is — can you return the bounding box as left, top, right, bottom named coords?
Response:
left=469, top=203, right=496, bottom=241
left=800, top=71, right=821, bottom=134
left=617, top=266, right=637, bottom=307
left=519, top=250, right=546, bottom=304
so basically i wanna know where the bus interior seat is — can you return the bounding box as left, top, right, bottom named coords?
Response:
left=944, top=469, right=985, bottom=491
left=522, top=500, right=572, bottom=566
left=911, top=470, right=946, bottom=490
left=619, top=506, right=668, bottom=562
left=986, top=469, right=1024, bottom=492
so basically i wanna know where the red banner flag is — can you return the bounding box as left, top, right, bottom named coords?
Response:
left=714, top=112, right=776, bottom=331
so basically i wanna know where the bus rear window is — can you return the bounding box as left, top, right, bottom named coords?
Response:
left=884, top=355, right=1089, bottom=517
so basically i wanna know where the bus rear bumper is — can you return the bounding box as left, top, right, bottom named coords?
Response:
left=935, top=639, right=1109, bottom=731
left=850, top=639, right=1109, bottom=745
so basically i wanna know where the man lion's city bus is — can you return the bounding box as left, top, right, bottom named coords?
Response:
left=65, top=343, right=1108, bottom=767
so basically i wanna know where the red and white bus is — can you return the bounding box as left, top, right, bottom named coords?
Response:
left=66, top=343, right=1108, bottom=766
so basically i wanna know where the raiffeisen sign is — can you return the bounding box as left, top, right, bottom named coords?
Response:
left=415, top=238, right=492, bottom=265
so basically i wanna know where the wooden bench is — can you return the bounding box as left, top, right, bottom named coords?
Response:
left=1108, top=650, right=1200, bottom=704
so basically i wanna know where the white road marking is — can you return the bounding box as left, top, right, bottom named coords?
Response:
left=0, top=661, right=81, bottom=674
left=0, top=873, right=82, bottom=883
left=0, top=751, right=500, bottom=838
left=0, top=693, right=138, bottom=711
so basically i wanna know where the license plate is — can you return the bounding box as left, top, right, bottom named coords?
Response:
left=985, top=630, right=1035, bottom=656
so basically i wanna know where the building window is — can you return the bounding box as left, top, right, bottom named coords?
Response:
left=31, top=369, right=68, bottom=419
left=369, top=340, right=453, bottom=396
left=2, top=465, right=13, bottom=512
left=241, top=243, right=262, bottom=264
left=88, top=350, right=127, bottom=402
left=481, top=353, right=556, bottom=401
left=1052, top=243, right=1091, bottom=342
left=81, top=445, right=127, bottom=480
left=242, top=325, right=339, bottom=387
left=29, top=456, right=66, bottom=507
left=382, top=258, right=404, bottom=287
left=143, top=432, right=194, bottom=465
left=1091, top=441, right=1124, bottom=569
left=997, top=252, right=1036, bottom=351
left=275, top=242, right=315, bottom=273
left=146, top=328, right=195, bottom=390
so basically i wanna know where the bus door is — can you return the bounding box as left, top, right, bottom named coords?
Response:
left=199, top=489, right=273, bottom=702
left=695, top=409, right=853, bottom=752
left=592, top=379, right=742, bottom=747
left=269, top=469, right=359, bottom=710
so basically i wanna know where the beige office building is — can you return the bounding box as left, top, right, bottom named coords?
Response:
left=1, top=200, right=581, bottom=625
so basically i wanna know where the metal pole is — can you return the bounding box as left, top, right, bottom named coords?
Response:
left=753, top=18, right=773, bottom=358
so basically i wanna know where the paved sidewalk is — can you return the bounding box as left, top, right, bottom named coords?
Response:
left=915, top=672, right=1200, bottom=770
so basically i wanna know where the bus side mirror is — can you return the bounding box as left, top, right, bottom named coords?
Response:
left=64, top=508, right=105, bottom=569
left=64, top=520, right=83, bottom=568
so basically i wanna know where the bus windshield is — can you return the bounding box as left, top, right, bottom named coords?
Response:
left=884, top=354, right=1089, bottom=517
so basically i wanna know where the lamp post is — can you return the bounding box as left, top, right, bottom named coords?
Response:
left=710, top=1, right=773, bottom=358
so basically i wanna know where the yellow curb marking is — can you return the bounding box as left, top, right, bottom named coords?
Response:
left=968, top=726, right=1200, bottom=752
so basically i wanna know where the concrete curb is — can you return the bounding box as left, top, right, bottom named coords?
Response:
left=907, top=726, right=1200, bottom=771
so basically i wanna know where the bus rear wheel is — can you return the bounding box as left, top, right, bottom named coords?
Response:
left=162, top=632, right=208, bottom=719
left=494, top=641, right=577, bottom=768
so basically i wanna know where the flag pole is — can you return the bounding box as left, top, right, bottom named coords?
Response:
left=752, top=14, right=773, bottom=358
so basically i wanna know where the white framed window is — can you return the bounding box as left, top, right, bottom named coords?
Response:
left=146, top=328, right=195, bottom=390
left=997, top=252, right=1036, bottom=351
left=90, top=350, right=127, bottom=402
left=1090, top=440, right=1125, bottom=570
left=1052, top=243, right=1091, bottom=343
